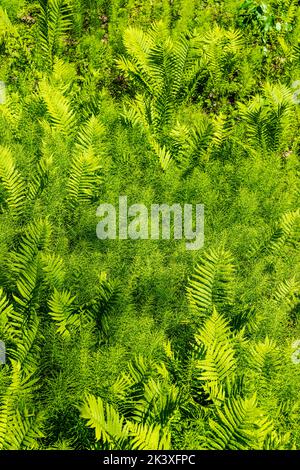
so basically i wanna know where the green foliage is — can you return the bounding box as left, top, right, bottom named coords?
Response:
left=38, top=0, right=73, bottom=68
left=187, top=247, right=235, bottom=316
left=0, top=0, right=300, bottom=452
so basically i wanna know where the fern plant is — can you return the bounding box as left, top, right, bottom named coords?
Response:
left=39, top=80, right=77, bottom=136
left=118, top=23, right=202, bottom=170
left=80, top=393, right=171, bottom=450
left=0, top=146, right=26, bottom=217
left=186, top=246, right=235, bottom=317
left=37, top=0, right=72, bottom=68
left=0, top=360, right=42, bottom=450
left=238, top=83, right=295, bottom=154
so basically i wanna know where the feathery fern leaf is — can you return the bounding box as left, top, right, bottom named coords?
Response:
left=41, top=252, right=66, bottom=289
left=273, top=277, right=300, bottom=309
left=3, top=408, right=44, bottom=450
left=0, top=146, right=26, bottom=216
left=28, top=155, right=53, bottom=202
left=268, top=209, right=300, bottom=254
left=10, top=219, right=51, bottom=310
left=246, top=337, right=282, bottom=378
left=76, top=115, right=106, bottom=156
left=38, top=0, right=72, bottom=67
left=66, top=150, right=102, bottom=208
left=48, top=288, right=79, bottom=338
left=206, top=394, right=273, bottom=450
left=0, top=360, right=39, bottom=450
left=39, top=80, right=77, bottom=135
left=193, top=309, right=237, bottom=403
left=238, top=83, right=294, bottom=153
left=187, top=247, right=235, bottom=315
left=80, top=393, right=171, bottom=450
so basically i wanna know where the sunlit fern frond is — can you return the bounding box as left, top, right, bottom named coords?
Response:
left=39, top=80, right=77, bottom=135
left=2, top=296, right=41, bottom=374
left=128, top=421, right=171, bottom=450
left=8, top=315, right=41, bottom=373
left=150, top=139, right=173, bottom=171
left=205, top=394, right=273, bottom=450
left=193, top=309, right=237, bottom=403
left=81, top=272, right=118, bottom=337
left=263, top=430, right=294, bottom=450
left=273, top=277, right=300, bottom=309
left=246, top=337, right=282, bottom=380
left=0, top=146, right=26, bottom=217
left=3, top=408, right=44, bottom=450
left=170, top=113, right=229, bottom=171
left=66, top=150, right=102, bottom=208
left=48, top=288, right=79, bottom=339
left=0, top=288, right=14, bottom=331
left=41, top=252, right=66, bottom=289
left=117, top=26, right=157, bottom=94
left=118, top=23, right=199, bottom=131
left=0, top=360, right=39, bottom=450
left=9, top=219, right=51, bottom=310
left=133, top=378, right=180, bottom=427
left=28, top=155, right=53, bottom=202
left=80, top=393, right=171, bottom=450
left=196, top=26, right=243, bottom=85
left=37, top=0, right=72, bottom=67
left=50, top=57, right=77, bottom=91
left=0, top=7, right=16, bottom=45
left=121, top=94, right=152, bottom=131
left=267, top=209, right=300, bottom=255
left=238, top=83, right=294, bottom=153
left=187, top=247, right=235, bottom=316
left=76, top=115, right=106, bottom=156
left=80, top=394, right=128, bottom=448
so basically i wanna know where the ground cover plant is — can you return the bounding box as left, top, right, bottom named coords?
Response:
left=0, top=0, right=300, bottom=450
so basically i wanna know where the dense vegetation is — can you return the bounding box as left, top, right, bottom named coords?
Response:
left=0, top=0, right=300, bottom=451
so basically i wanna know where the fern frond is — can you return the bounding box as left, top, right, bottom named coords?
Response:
left=4, top=408, right=44, bottom=450
left=66, top=150, right=102, bottom=208
left=246, top=337, right=282, bottom=378
left=8, top=315, right=40, bottom=373
left=206, top=394, right=273, bottom=450
left=38, top=0, right=72, bottom=67
left=39, top=80, right=77, bottom=135
left=41, top=252, right=66, bottom=289
left=263, top=430, right=293, bottom=450
left=76, top=115, right=106, bottom=155
left=273, top=277, right=300, bottom=308
left=80, top=393, right=171, bottom=450
left=82, top=272, right=118, bottom=335
left=48, top=288, right=79, bottom=338
left=268, top=209, right=300, bottom=254
left=0, top=360, right=39, bottom=449
left=80, top=394, right=128, bottom=448
left=28, top=155, right=53, bottom=201
left=193, top=309, right=237, bottom=403
left=0, top=288, right=14, bottom=331
left=133, top=378, right=179, bottom=426
left=0, top=7, right=16, bottom=45
left=10, top=219, right=51, bottom=309
left=187, top=247, right=235, bottom=315
left=0, top=146, right=26, bottom=216
left=128, top=421, right=171, bottom=450
left=150, top=139, right=173, bottom=171
left=238, top=83, right=294, bottom=153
